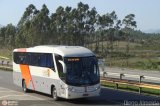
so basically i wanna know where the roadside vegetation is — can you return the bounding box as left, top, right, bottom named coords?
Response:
left=0, top=2, right=159, bottom=70
left=101, top=81, right=160, bottom=96
left=0, top=48, right=12, bottom=59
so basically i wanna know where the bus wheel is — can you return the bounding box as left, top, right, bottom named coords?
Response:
left=22, top=80, right=28, bottom=93
left=52, top=87, right=59, bottom=101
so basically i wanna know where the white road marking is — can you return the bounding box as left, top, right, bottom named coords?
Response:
left=0, top=94, right=26, bottom=99
left=0, top=87, right=8, bottom=89
left=0, top=91, right=17, bottom=92
left=0, top=87, right=24, bottom=95
left=0, top=87, right=44, bottom=100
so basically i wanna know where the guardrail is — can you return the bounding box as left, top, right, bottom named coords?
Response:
left=0, top=60, right=11, bottom=66
left=0, top=59, right=12, bottom=71
left=101, top=71, right=160, bottom=93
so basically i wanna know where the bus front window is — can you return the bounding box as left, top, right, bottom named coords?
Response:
left=64, top=56, right=100, bottom=86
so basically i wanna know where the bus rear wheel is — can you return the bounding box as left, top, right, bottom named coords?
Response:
left=22, top=80, right=28, bottom=93
left=52, top=87, right=59, bottom=101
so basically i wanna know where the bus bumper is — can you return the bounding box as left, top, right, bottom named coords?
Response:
left=65, top=84, right=101, bottom=99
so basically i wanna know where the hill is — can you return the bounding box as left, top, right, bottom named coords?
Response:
left=144, top=29, right=160, bottom=34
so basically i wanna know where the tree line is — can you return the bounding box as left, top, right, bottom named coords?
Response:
left=0, top=2, right=159, bottom=58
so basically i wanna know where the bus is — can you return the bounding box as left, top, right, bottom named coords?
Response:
left=13, top=45, right=100, bottom=100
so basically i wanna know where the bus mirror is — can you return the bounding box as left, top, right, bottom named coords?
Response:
left=58, top=60, right=66, bottom=73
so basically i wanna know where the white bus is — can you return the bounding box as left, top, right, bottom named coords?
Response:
left=13, top=45, right=100, bottom=100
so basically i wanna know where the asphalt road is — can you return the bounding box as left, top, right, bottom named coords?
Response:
left=99, top=66, right=160, bottom=84
left=104, top=67, right=160, bottom=77
left=0, top=70, right=160, bottom=106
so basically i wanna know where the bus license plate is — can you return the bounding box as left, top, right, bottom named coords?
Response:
left=83, top=94, right=89, bottom=96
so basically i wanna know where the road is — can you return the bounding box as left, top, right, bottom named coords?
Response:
left=99, top=66, right=160, bottom=84
left=103, top=67, right=160, bottom=77
left=0, top=70, right=160, bottom=106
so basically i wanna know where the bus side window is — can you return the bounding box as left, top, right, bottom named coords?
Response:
left=13, top=52, right=18, bottom=64
left=46, top=53, right=54, bottom=68
left=21, top=53, right=28, bottom=64
left=30, top=53, right=39, bottom=66
left=38, top=53, right=54, bottom=69
left=14, top=52, right=54, bottom=68
left=39, top=54, right=46, bottom=67
left=13, top=52, right=28, bottom=65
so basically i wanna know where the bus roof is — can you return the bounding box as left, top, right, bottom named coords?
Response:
left=13, top=45, right=95, bottom=57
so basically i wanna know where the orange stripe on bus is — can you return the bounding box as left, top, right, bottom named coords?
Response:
left=20, top=64, right=35, bottom=90
left=17, top=48, right=26, bottom=52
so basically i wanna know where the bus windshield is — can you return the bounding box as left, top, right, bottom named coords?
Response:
left=64, top=56, right=100, bottom=86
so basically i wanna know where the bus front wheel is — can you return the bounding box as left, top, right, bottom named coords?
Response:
left=22, top=80, right=28, bottom=93
left=52, top=87, right=59, bottom=101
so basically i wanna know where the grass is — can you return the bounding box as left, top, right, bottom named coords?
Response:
left=0, top=48, right=12, bottom=59
left=88, top=40, right=160, bottom=71
left=141, top=88, right=160, bottom=95
left=105, top=57, right=160, bottom=71
left=89, top=41, right=142, bottom=50
left=101, top=81, right=160, bottom=95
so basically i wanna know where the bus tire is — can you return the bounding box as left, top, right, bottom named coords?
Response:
left=22, top=80, right=28, bottom=93
left=52, top=87, right=59, bottom=101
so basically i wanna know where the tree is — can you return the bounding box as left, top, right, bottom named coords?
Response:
left=75, top=2, right=90, bottom=46
left=122, top=14, right=137, bottom=66
left=0, top=24, right=16, bottom=48
left=32, top=4, right=50, bottom=45
left=97, top=12, right=113, bottom=55
left=5, top=24, right=16, bottom=48
left=107, top=11, right=117, bottom=55
left=16, top=4, right=39, bottom=47
left=86, top=7, right=97, bottom=50
left=0, top=27, right=6, bottom=47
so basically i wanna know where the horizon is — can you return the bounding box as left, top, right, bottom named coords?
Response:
left=0, top=0, right=160, bottom=33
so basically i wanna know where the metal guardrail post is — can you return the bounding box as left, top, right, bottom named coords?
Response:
left=120, top=73, right=124, bottom=80
left=7, top=61, right=9, bottom=66
left=139, top=75, right=144, bottom=83
left=103, top=72, right=107, bottom=78
left=139, top=87, right=142, bottom=94
left=1, top=61, right=4, bottom=65
left=115, top=83, right=118, bottom=89
left=139, top=75, right=144, bottom=94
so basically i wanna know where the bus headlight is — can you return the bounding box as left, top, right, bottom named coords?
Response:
left=95, top=85, right=101, bottom=90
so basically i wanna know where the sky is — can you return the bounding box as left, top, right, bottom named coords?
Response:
left=0, top=0, right=160, bottom=32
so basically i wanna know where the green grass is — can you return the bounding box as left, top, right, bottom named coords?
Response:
left=105, top=57, right=160, bottom=71
left=141, top=88, right=160, bottom=95
left=88, top=40, right=160, bottom=71
left=101, top=81, right=160, bottom=95
left=89, top=41, right=142, bottom=49
left=0, top=48, right=12, bottom=59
